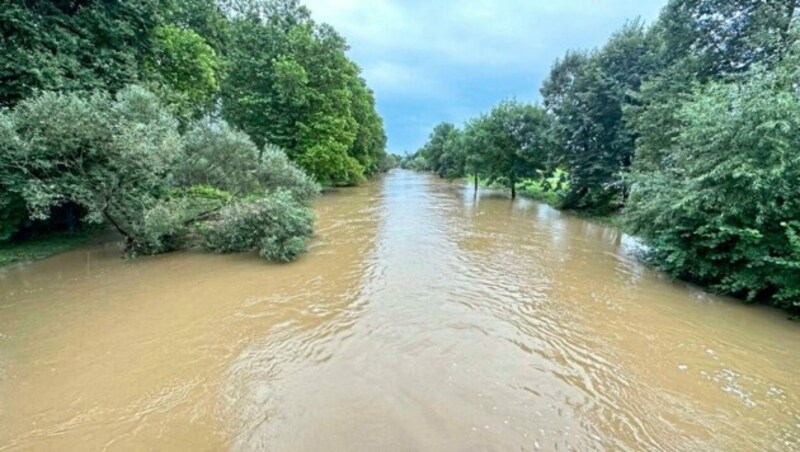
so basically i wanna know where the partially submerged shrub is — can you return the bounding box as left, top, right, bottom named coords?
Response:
left=0, top=86, right=181, bottom=236
left=202, top=190, right=314, bottom=263
left=126, top=186, right=232, bottom=256
left=1, top=89, right=319, bottom=263
left=625, top=61, right=800, bottom=309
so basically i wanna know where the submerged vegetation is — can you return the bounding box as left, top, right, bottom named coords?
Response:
left=409, top=0, right=800, bottom=311
left=0, top=0, right=388, bottom=263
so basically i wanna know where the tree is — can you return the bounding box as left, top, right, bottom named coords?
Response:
left=220, top=2, right=385, bottom=185
left=0, top=86, right=182, bottom=247
left=348, top=74, right=388, bottom=176
left=146, top=24, right=222, bottom=122
left=176, top=119, right=319, bottom=204
left=0, top=86, right=319, bottom=262
left=656, top=0, right=799, bottom=79
left=417, top=122, right=460, bottom=176
left=542, top=21, right=655, bottom=211
left=0, top=0, right=159, bottom=108
left=468, top=101, right=551, bottom=199
left=624, top=55, right=800, bottom=309
left=202, top=189, right=314, bottom=263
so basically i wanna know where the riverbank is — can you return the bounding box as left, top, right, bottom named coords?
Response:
left=0, top=229, right=103, bottom=267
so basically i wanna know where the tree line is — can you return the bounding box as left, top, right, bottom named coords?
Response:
left=0, top=0, right=390, bottom=262
left=405, top=0, right=800, bottom=311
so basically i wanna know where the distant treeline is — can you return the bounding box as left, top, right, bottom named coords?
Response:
left=0, top=0, right=391, bottom=262
left=406, top=0, right=800, bottom=311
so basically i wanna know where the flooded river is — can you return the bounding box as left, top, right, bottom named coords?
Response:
left=1, top=170, right=799, bottom=451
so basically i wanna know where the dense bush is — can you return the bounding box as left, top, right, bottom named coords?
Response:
left=0, top=86, right=182, bottom=238
left=127, top=186, right=232, bottom=256
left=625, top=59, right=800, bottom=309
left=177, top=119, right=264, bottom=195
left=257, top=145, right=321, bottom=204
left=0, top=87, right=317, bottom=263
left=202, top=190, right=314, bottom=263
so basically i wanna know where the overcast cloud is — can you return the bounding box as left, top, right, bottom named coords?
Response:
left=303, top=0, right=667, bottom=153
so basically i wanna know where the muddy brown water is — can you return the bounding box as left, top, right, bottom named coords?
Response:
left=0, top=170, right=798, bottom=451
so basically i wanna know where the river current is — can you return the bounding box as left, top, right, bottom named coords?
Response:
left=1, top=170, right=798, bottom=451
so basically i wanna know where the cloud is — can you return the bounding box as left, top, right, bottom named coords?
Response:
left=361, top=61, right=452, bottom=99
left=302, top=0, right=666, bottom=152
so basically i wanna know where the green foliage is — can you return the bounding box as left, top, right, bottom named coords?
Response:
left=147, top=24, right=222, bottom=121
left=0, top=0, right=384, bottom=264
left=0, top=86, right=182, bottom=237
left=625, top=58, right=800, bottom=309
left=220, top=2, right=385, bottom=185
left=417, top=123, right=461, bottom=175
left=126, top=185, right=231, bottom=256
left=177, top=119, right=320, bottom=202
left=413, top=101, right=552, bottom=198
left=400, top=154, right=430, bottom=172
left=542, top=21, right=654, bottom=211
left=0, top=86, right=318, bottom=263
left=177, top=119, right=263, bottom=194
left=202, top=190, right=314, bottom=263
left=258, top=145, right=322, bottom=203
left=0, top=0, right=159, bottom=108
left=655, top=0, right=797, bottom=79
left=379, top=153, right=401, bottom=172
left=0, top=193, right=28, bottom=242
left=516, top=169, right=570, bottom=206
left=463, top=101, right=552, bottom=198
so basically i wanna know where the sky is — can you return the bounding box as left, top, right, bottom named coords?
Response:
left=303, top=0, right=667, bottom=154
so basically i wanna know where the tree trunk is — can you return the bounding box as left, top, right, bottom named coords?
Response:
left=65, top=203, right=79, bottom=233
left=474, top=173, right=478, bottom=192
left=102, top=208, right=131, bottom=243
left=510, top=172, right=517, bottom=200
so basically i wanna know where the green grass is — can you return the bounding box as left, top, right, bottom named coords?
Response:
left=489, top=169, right=625, bottom=227
left=517, top=180, right=565, bottom=206
left=0, top=230, right=100, bottom=267
left=509, top=169, right=570, bottom=207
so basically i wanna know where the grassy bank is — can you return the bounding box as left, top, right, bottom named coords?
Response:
left=0, top=230, right=101, bottom=267
left=516, top=179, right=565, bottom=207
left=483, top=170, right=568, bottom=208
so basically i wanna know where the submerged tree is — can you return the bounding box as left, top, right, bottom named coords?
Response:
left=469, top=101, right=551, bottom=199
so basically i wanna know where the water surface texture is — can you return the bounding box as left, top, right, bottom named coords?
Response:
left=1, top=170, right=799, bottom=451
